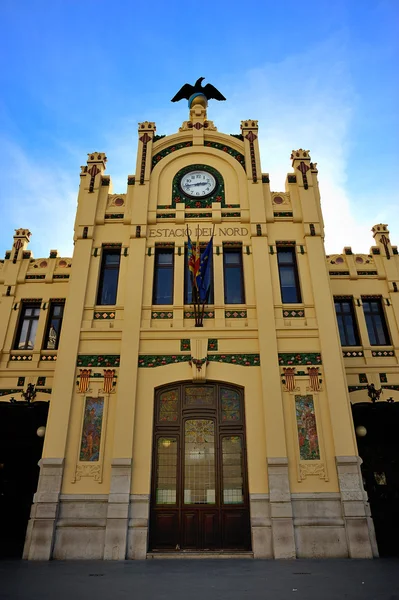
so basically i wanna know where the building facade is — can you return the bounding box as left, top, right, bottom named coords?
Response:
left=1, top=96, right=398, bottom=560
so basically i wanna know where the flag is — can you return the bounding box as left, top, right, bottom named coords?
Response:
left=187, top=233, right=200, bottom=286
left=196, top=236, right=213, bottom=303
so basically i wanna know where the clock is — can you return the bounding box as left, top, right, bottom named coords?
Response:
left=180, top=169, right=216, bottom=198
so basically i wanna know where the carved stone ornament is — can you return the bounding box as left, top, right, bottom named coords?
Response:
left=299, top=462, right=327, bottom=481
left=74, top=464, right=102, bottom=483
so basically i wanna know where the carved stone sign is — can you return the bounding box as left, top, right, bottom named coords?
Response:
left=149, top=226, right=249, bottom=238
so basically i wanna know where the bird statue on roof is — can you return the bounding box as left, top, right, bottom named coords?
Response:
left=171, top=77, right=226, bottom=108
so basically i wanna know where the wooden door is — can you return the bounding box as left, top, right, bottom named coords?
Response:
left=149, top=383, right=251, bottom=551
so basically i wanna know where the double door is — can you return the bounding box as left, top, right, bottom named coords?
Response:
left=149, top=383, right=251, bottom=551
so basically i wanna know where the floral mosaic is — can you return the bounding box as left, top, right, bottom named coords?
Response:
left=104, top=213, right=124, bottom=220
left=185, top=419, right=214, bottom=445
left=77, top=355, right=120, bottom=367
left=180, top=339, right=191, bottom=351
left=221, top=388, right=241, bottom=421
left=207, top=354, right=260, bottom=366
left=79, top=397, right=104, bottom=462
left=295, top=395, right=320, bottom=460
left=274, top=212, right=293, bottom=218
left=151, top=141, right=193, bottom=170
left=138, top=355, right=191, bottom=368
left=278, top=353, right=322, bottom=366
left=159, top=389, right=178, bottom=422
left=207, top=339, right=218, bottom=351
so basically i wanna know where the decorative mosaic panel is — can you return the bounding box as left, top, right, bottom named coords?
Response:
left=372, top=350, right=395, bottom=357
left=225, top=310, right=247, bottom=319
left=184, top=212, right=212, bottom=218
left=379, top=373, right=388, bottom=383
left=104, top=213, right=124, bottom=220
left=156, top=213, right=176, bottom=219
left=37, top=376, right=46, bottom=386
left=10, top=354, right=33, bottom=361
left=358, top=373, right=368, bottom=383
left=138, top=355, right=191, bottom=368
left=274, top=212, right=293, bottom=218
left=184, top=386, right=214, bottom=407
left=329, top=271, right=350, bottom=276
left=0, top=389, right=20, bottom=397
left=282, top=309, right=305, bottom=318
left=278, top=353, right=322, bottom=366
left=221, top=388, right=241, bottom=422
left=295, top=395, right=320, bottom=460
left=207, top=339, right=218, bottom=351
left=207, top=354, right=260, bottom=366
left=348, top=385, right=367, bottom=392
left=382, top=385, right=399, bottom=391
left=77, top=355, right=120, bottom=367
left=152, top=311, right=173, bottom=319
left=17, top=377, right=25, bottom=386
left=40, top=354, right=57, bottom=361
left=184, top=310, right=214, bottom=319
left=151, top=141, right=193, bottom=170
left=159, top=389, right=178, bottom=422
left=180, top=339, right=191, bottom=351
left=79, top=397, right=104, bottom=462
left=357, top=271, right=378, bottom=276
left=343, top=350, right=364, bottom=358
left=93, top=311, right=115, bottom=319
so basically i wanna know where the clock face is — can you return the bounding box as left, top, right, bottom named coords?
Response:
left=180, top=170, right=217, bottom=198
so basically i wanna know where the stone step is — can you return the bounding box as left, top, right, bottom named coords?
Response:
left=147, top=551, right=254, bottom=560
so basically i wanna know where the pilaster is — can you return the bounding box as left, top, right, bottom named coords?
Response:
left=103, top=458, right=132, bottom=560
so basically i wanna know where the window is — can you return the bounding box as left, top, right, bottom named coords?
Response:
left=184, top=246, right=214, bottom=304
left=14, top=303, right=41, bottom=350
left=223, top=247, right=245, bottom=304
left=97, top=248, right=121, bottom=305
left=153, top=248, right=174, bottom=305
left=362, top=297, right=390, bottom=346
left=43, top=302, right=65, bottom=349
left=334, top=298, right=360, bottom=346
left=277, top=247, right=301, bottom=303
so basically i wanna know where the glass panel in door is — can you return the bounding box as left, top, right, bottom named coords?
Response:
left=184, top=420, right=215, bottom=505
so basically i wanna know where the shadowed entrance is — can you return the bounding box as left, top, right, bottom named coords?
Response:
left=149, top=383, right=251, bottom=552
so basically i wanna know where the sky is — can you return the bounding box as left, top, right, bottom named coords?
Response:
left=0, top=0, right=398, bottom=258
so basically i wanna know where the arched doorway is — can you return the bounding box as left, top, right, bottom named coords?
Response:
left=0, top=400, right=49, bottom=558
left=352, top=401, right=399, bottom=556
left=149, top=382, right=251, bottom=552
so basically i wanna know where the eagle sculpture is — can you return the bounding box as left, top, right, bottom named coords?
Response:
left=171, top=77, right=226, bottom=102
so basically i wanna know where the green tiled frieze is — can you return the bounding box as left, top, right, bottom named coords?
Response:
left=94, top=311, right=115, bottom=319
left=184, top=310, right=214, bottom=319
left=53, top=274, right=70, bottom=279
left=156, top=213, right=176, bottom=219
left=138, top=355, right=191, bottom=368
left=185, top=213, right=212, bottom=218
left=348, top=385, right=367, bottom=392
left=152, top=311, right=173, bottom=319
left=152, top=141, right=193, bottom=169
left=282, top=309, right=305, bottom=318
left=225, top=310, right=247, bottom=318
left=222, top=212, right=241, bottom=217
left=36, top=388, right=52, bottom=394
left=77, top=355, right=120, bottom=367
left=274, top=212, right=293, bottom=218
left=0, top=389, right=20, bottom=397
left=180, top=339, right=191, bottom=351
left=26, top=274, right=45, bottom=280
left=208, top=354, right=260, bottom=366
left=207, top=339, right=218, bottom=351
left=383, top=385, right=399, bottom=391
left=278, top=353, right=322, bottom=366
left=104, top=213, right=124, bottom=220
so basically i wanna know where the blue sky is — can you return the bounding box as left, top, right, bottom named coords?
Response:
left=0, top=0, right=398, bottom=257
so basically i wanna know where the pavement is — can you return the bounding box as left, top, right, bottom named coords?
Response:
left=1, top=558, right=399, bottom=600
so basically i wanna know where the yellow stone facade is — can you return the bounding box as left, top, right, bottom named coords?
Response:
left=1, top=101, right=398, bottom=560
